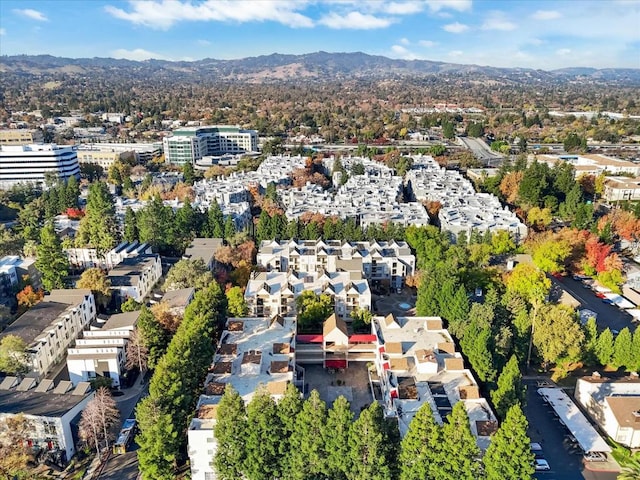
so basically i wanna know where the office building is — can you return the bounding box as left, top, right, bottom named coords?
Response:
left=0, top=128, right=44, bottom=145
left=163, top=125, right=258, bottom=164
left=0, top=144, right=80, bottom=189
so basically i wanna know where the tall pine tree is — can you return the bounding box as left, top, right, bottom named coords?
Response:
left=399, top=402, right=442, bottom=480
left=438, top=402, right=480, bottom=480
left=491, top=355, right=525, bottom=420
left=36, top=223, right=69, bottom=291
left=323, top=396, right=353, bottom=480
left=243, top=388, right=283, bottom=480
left=348, top=402, right=393, bottom=480
left=214, top=385, right=247, bottom=480
left=123, top=207, right=138, bottom=243
left=76, top=182, right=119, bottom=255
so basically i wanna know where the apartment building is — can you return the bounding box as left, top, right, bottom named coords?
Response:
left=163, top=125, right=258, bottom=164
left=603, top=176, right=640, bottom=202
left=0, top=128, right=44, bottom=145
left=575, top=373, right=640, bottom=448
left=75, top=149, right=126, bottom=169
left=245, top=270, right=371, bottom=319
left=67, top=310, right=140, bottom=388
left=371, top=314, right=498, bottom=447
left=77, top=142, right=163, bottom=163
left=188, top=316, right=297, bottom=480
left=0, top=378, right=94, bottom=463
left=536, top=153, right=640, bottom=177
left=257, top=239, right=415, bottom=290
left=107, top=254, right=162, bottom=303
left=183, top=238, right=224, bottom=271
left=66, top=241, right=153, bottom=270
left=0, top=144, right=80, bottom=189
left=0, top=290, right=96, bottom=378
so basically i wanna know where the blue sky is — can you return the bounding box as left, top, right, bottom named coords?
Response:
left=0, top=0, right=639, bottom=70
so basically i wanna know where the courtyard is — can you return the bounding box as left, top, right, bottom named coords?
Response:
left=303, top=363, right=374, bottom=416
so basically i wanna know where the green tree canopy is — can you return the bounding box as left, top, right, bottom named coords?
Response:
left=399, top=402, right=442, bottom=480
left=36, top=223, right=69, bottom=291
left=491, top=355, right=525, bottom=420
left=76, top=267, right=112, bottom=309
left=348, top=402, right=394, bottom=480
left=76, top=182, right=119, bottom=255
left=226, top=286, right=248, bottom=317
left=214, top=386, right=247, bottom=480
left=164, top=258, right=214, bottom=291
left=534, top=304, right=585, bottom=364
left=439, top=402, right=480, bottom=480
left=323, top=396, right=353, bottom=480
left=296, top=290, right=333, bottom=332
left=0, top=335, right=30, bottom=375
left=243, top=388, right=283, bottom=480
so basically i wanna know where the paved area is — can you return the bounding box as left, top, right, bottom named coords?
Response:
left=304, top=363, right=373, bottom=416
left=550, top=276, right=637, bottom=333
left=459, top=136, right=504, bottom=166
left=374, top=290, right=417, bottom=317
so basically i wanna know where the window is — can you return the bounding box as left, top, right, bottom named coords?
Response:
left=43, top=421, right=57, bottom=435
left=206, top=437, right=215, bottom=443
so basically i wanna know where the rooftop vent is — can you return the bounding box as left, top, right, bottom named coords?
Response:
left=630, top=371, right=639, bottom=379
left=592, top=371, right=601, bottom=379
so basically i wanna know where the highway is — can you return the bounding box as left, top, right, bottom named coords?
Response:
left=458, top=136, right=504, bottom=166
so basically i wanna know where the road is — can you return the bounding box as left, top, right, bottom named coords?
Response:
left=549, top=275, right=637, bottom=333
left=458, top=136, right=504, bottom=166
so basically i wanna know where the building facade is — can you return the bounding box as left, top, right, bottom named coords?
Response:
left=0, top=144, right=80, bottom=189
left=163, top=126, right=259, bottom=164
left=0, top=128, right=44, bottom=145
left=107, top=254, right=162, bottom=303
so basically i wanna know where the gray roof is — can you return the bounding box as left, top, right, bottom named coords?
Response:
left=0, top=301, right=69, bottom=344
left=101, top=311, right=140, bottom=330
left=0, top=383, right=93, bottom=417
left=162, top=288, right=195, bottom=308
left=108, top=254, right=158, bottom=287
left=183, top=238, right=224, bottom=266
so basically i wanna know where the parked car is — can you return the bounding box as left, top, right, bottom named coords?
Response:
left=584, top=452, right=607, bottom=462
left=534, top=459, right=551, bottom=471
left=530, top=442, right=543, bottom=452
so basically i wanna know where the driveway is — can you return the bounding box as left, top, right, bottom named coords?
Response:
left=549, top=276, right=637, bottom=333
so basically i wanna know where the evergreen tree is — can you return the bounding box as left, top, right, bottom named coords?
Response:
left=285, top=390, right=328, bottom=479
left=323, top=396, right=353, bottom=480
left=138, top=195, right=174, bottom=253
left=277, top=383, right=303, bottom=446
left=136, top=397, right=178, bottom=480
left=183, top=161, right=196, bottom=186
left=631, top=329, right=640, bottom=372
left=460, top=319, right=497, bottom=383
left=223, top=215, right=236, bottom=242
left=137, top=306, right=170, bottom=369
left=348, top=402, right=393, bottom=480
left=491, top=355, right=525, bottom=420
left=175, top=198, right=197, bottom=250
left=483, top=404, right=535, bottom=480
left=439, top=402, right=480, bottom=480
left=64, top=175, right=80, bottom=209
left=559, top=183, right=583, bottom=220
left=285, top=220, right=299, bottom=239
left=214, top=386, right=247, bottom=480
left=595, top=328, right=614, bottom=366
left=207, top=200, right=225, bottom=238
left=613, top=327, right=634, bottom=369
left=123, top=207, right=138, bottom=243
left=36, top=223, right=69, bottom=291
left=243, top=388, right=283, bottom=480
left=583, top=316, right=599, bottom=363
left=399, top=402, right=442, bottom=480
left=76, top=182, right=119, bottom=255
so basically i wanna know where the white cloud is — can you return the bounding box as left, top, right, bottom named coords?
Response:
left=400, top=37, right=410, bottom=45
left=425, top=0, right=472, bottom=12
left=111, top=48, right=170, bottom=61
left=443, top=22, right=468, bottom=33
left=13, top=8, right=48, bottom=21
left=531, top=10, right=562, bottom=20
left=105, top=0, right=314, bottom=29
left=481, top=11, right=516, bottom=31
left=385, top=2, right=424, bottom=15
left=448, top=50, right=464, bottom=58
left=391, top=44, right=421, bottom=60
left=556, top=48, right=572, bottom=56
left=319, top=11, right=394, bottom=29
left=419, top=40, right=438, bottom=47
left=528, top=38, right=544, bottom=46
left=197, top=39, right=211, bottom=46
left=0, top=28, right=5, bottom=36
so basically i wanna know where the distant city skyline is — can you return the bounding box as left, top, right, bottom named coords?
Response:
left=0, top=0, right=639, bottom=70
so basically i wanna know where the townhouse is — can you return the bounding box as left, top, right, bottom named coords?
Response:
left=107, top=254, right=162, bottom=303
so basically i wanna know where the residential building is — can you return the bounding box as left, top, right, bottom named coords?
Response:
left=75, top=148, right=128, bottom=169
left=245, top=270, right=371, bottom=319
left=66, top=241, right=152, bottom=270
left=67, top=310, right=140, bottom=388
left=188, top=316, right=297, bottom=480
left=603, top=176, right=640, bottom=202
left=0, top=144, right=80, bottom=189
left=163, top=125, right=258, bottom=164
left=0, top=128, right=44, bottom=145
left=0, top=290, right=96, bottom=378
left=0, top=255, right=41, bottom=290
left=536, top=153, right=640, bottom=177
left=107, top=254, right=162, bottom=303
left=183, top=238, right=224, bottom=271
left=371, top=314, right=498, bottom=447
left=575, top=373, right=640, bottom=448
left=0, top=377, right=94, bottom=463
left=257, top=239, right=415, bottom=290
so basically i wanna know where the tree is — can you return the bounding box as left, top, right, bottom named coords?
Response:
left=491, top=355, right=525, bottom=420
left=534, top=304, right=585, bottom=365
left=277, top=382, right=303, bottom=455
left=214, top=386, right=247, bottom=480
left=183, top=161, right=196, bottom=186
left=137, top=195, right=175, bottom=253
left=77, top=267, right=112, bottom=309
left=0, top=414, right=32, bottom=479
left=527, top=207, right=552, bottom=230
left=164, top=258, right=213, bottom=291
left=505, top=263, right=551, bottom=305
left=36, top=223, right=69, bottom=291
left=351, top=307, right=373, bottom=332
left=136, top=397, right=178, bottom=480
left=206, top=200, right=225, bottom=239
left=79, top=387, right=120, bottom=453
left=123, top=207, right=138, bottom=243
left=612, top=327, right=634, bottom=369
left=243, top=388, right=282, bottom=480
left=125, top=329, right=148, bottom=374
left=348, top=402, right=394, bottom=480
left=296, top=290, right=333, bottom=331
left=399, top=402, right=442, bottom=480
left=499, top=171, right=524, bottom=204
left=631, top=329, right=640, bottom=372
left=530, top=237, right=571, bottom=273
left=137, top=306, right=170, bottom=369
left=16, top=285, right=44, bottom=309
left=460, top=319, right=496, bottom=383
left=491, top=230, right=516, bottom=255
left=0, top=335, right=30, bottom=375
left=439, top=402, right=480, bottom=480
left=483, top=404, right=535, bottom=480
left=442, top=121, right=455, bottom=139
left=226, top=286, right=248, bottom=317
left=595, top=328, right=615, bottom=366
left=121, top=297, right=142, bottom=312
left=324, top=395, right=353, bottom=480
left=618, top=454, right=640, bottom=480
left=285, top=390, right=328, bottom=479
left=76, top=182, right=119, bottom=255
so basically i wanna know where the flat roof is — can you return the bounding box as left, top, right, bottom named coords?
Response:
left=538, top=387, right=612, bottom=453
left=1, top=301, right=69, bottom=344
left=605, top=396, right=640, bottom=430
left=101, top=310, right=140, bottom=330
left=0, top=384, right=92, bottom=417
left=162, top=288, right=195, bottom=309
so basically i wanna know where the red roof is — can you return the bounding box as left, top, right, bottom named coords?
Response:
left=325, top=359, right=347, bottom=369
left=297, top=334, right=324, bottom=343
left=349, top=334, right=377, bottom=343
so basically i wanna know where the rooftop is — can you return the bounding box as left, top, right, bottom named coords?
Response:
left=107, top=254, right=158, bottom=286
left=100, top=310, right=140, bottom=330
left=605, top=396, right=640, bottom=430
left=0, top=380, right=93, bottom=417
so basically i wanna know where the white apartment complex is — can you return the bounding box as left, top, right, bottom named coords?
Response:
left=0, top=144, right=80, bottom=189
left=0, top=378, right=94, bottom=463
left=371, top=314, right=498, bottom=447
left=163, top=126, right=258, bottom=164
left=188, top=316, right=297, bottom=480
left=0, top=290, right=96, bottom=378
left=107, top=254, right=162, bottom=303
left=67, top=310, right=140, bottom=388
left=257, top=239, right=415, bottom=290
left=536, top=153, right=640, bottom=177
left=66, top=241, right=153, bottom=270
left=245, top=270, right=371, bottom=319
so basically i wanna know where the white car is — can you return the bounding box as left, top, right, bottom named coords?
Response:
left=534, top=459, right=551, bottom=471
left=530, top=442, right=543, bottom=452
left=584, top=452, right=607, bottom=462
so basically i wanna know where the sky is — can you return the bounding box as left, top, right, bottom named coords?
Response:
left=0, top=0, right=639, bottom=70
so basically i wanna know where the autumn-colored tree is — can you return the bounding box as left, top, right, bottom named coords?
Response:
left=0, top=414, right=33, bottom=479
left=79, top=387, right=120, bottom=453
left=499, top=171, right=524, bottom=204
left=76, top=267, right=112, bottom=308
left=584, top=236, right=612, bottom=273
left=423, top=201, right=442, bottom=219
left=214, top=240, right=256, bottom=268
left=16, top=285, right=44, bottom=308
left=150, top=301, right=181, bottom=333
left=527, top=207, right=552, bottom=231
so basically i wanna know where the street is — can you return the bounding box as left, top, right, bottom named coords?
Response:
left=549, top=276, right=637, bottom=333
left=458, top=136, right=504, bottom=166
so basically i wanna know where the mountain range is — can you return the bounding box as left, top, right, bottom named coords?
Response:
left=1, top=52, right=639, bottom=85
